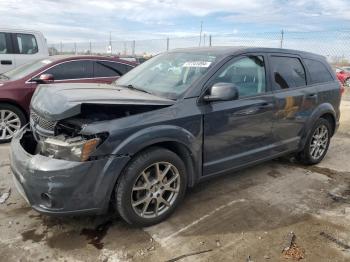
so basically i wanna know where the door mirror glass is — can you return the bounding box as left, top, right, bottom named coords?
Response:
left=203, top=82, right=239, bottom=102
left=32, top=73, right=54, bottom=83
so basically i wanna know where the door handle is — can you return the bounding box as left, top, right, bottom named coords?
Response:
left=1, top=60, right=12, bottom=65
left=258, top=102, right=274, bottom=110
left=306, top=93, right=317, bottom=98
left=232, top=103, right=274, bottom=116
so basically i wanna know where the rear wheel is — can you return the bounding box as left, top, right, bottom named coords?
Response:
left=0, top=104, right=26, bottom=143
left=297, top=118, right=331, bottom=165
left=115, top=147, right=187, bottom=227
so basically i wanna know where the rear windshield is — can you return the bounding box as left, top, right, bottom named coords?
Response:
left=1, top=59, right=53, bottom=80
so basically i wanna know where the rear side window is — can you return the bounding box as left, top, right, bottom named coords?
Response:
left=94, top=61, right=134, bottom=77
left=45, top=60, right=93, bottom=80
left=0, top=33, right=8, bottom=54
left=94, top=61, right=122, bottom=77
left=304, top=59, right=333, bottom=84
left=16, top=34, right=38, bottom=54
left=270, top=56, right=306, bottom=89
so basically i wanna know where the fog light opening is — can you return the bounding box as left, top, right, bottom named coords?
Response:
left=40, top=193, right=54, bottom=208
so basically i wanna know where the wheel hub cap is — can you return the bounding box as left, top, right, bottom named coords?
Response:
left=131, top=162, right=181, bottom=218
left=0, top=109, right=21, bottom=140
left=310, top=124, right=329, bottom=160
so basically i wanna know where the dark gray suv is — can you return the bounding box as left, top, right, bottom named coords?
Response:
left=10, top=47, right=341, bottom=226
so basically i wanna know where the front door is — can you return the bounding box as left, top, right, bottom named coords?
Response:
left=202, top=54, right=275, bottom=176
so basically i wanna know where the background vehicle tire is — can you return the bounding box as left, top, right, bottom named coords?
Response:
left=115, top=147, right=187, bottom=227
left=345, top=78, right=350, bottom=87
left=0, top=104, right=26, bottom=143
left=297, top=118, right=332, bottom=165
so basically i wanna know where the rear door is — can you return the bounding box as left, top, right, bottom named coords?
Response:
left=268, top=54, right=318, bottom=153
left=202, top=54, right=276, bottom=176
left=0, top=32, right=15, bottom=73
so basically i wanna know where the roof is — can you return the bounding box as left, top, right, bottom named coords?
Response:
left=170, top=46, right=325, bottom=60
left=47, top=55, right=137, bottom=65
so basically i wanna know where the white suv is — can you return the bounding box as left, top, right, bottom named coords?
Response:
left=0, top=28, right=48, bottom=73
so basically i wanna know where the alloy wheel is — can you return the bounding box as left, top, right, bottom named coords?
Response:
left=310, top=124, right=329, bottom=160
left=131, top=162, right=181, bottom=218
left=0, top=109, right=21, bottom=140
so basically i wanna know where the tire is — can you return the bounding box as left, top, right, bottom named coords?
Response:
left=115, top=147, right=187, bottom=227
left=345, top=78, right=350, bottom=87
left=0, top=104, right=27, bottom=143
left=297, top=118, right=332, bottom=165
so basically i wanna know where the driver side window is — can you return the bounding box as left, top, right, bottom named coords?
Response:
left=212, top=55, right=266, bottom=98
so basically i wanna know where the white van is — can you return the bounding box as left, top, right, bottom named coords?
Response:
left=0, top=28, right=49, bottom=73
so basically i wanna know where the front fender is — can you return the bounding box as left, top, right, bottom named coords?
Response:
left=112, top=124, right=201, bottom=157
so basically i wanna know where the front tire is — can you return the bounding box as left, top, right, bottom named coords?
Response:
left=0, top=104, right=26, bottom=143
left=115, top=147, right=187, bottom=227
left=297, top=118, right=331, bottom=165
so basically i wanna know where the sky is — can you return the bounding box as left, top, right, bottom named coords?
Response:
left=1, top=0, right=350, bottom=44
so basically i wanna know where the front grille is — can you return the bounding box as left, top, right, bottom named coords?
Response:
left=30, top=110, right=57, bottom=132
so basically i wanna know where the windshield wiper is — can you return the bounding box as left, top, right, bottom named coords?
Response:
left=116, top=84, right=153, bottom=95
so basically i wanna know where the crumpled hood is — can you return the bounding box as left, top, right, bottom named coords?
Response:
left=31, top=83, right=174, bottom=121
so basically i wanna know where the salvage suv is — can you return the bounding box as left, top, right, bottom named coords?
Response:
left=10, top=47, right=341, bottom=226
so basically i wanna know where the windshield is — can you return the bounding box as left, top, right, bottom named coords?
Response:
left=1, top=59, right=53, bottom=81
left=115, top=52, right=218, bottom=99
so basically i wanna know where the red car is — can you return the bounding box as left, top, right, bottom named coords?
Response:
left=336, top=67, right=350, bottom=87
left=0, top=55, right=136, bottom=142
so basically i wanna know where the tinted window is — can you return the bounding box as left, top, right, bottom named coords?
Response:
left=212, top=56, right=266, bottom=97
left=271, top=56, right=306, bottom=89
left=45, top=60, right=93, bottom=80
left=94, top=61, right=134, bottom=77
left=304, top=59, right=333, bottom=84
left=16, top=34, right=38, bottom=54
left=0, top=33, right=8, bottom=54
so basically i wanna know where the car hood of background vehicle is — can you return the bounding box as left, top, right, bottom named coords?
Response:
left=31, top=83, right=175, bottom=121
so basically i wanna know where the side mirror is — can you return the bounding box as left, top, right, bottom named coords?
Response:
left=203, top=82, right=239, bottom=102
left=32, top=74, right=54, bottom=84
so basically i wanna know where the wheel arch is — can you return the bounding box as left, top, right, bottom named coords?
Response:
left=299, top=103, right=337, bottom=150
left=0, top=99, right=28, bottom=121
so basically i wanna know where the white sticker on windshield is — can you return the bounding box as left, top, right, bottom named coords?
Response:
left=41, top=59, right=52, bottom=64
left=183, top=61, right=212, bottom=68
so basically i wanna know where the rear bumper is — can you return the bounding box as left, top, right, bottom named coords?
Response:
left=10, top=128, right=130, bottom=216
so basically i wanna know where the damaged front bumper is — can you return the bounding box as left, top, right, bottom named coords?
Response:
left=10, top=127, right=130, bottom=216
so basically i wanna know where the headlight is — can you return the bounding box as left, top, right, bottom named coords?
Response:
left=40, top=136, right=101, bottom=162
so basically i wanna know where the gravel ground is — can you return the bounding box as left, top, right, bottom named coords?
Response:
left=1, top=94, right=350, bottom=262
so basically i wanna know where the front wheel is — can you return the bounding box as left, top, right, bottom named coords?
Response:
left=0, top=104, right=26, bottom=143
left=115, top=147, right=187, bottom=227
left=297, top=118, right=331, bottom=165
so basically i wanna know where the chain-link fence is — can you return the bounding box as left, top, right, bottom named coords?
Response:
left=49, top=30, right=350, bottom=64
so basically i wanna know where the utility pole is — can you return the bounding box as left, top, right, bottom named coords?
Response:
left=60, top=42, right=62, bottom=54
left=280, top=29, right=284, bottom=48
left=209, top=35, right=212, bottom=47
left=166, top=37, right=170, bottom=51
left=109, top=31, right=112, bottom=54
left=132, top=40, right=136, bottom=56
left=199, top=21, right=203, bottom=47
left=74, top=42, right=77, bottom=55
left=203, top=33, right=206, bottom=46
left=89, top=41, right=92, bottom=54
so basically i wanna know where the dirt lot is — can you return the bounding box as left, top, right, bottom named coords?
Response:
left=1, top=94, right=350, bottom=262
